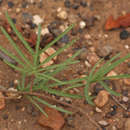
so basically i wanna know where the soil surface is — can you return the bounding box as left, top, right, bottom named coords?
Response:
left=0, top=0, right=130, bottom=130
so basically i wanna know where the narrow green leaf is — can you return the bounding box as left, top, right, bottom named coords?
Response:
left=5, top=12, right=34, bottom=55
left=42, top=87, right=82, bottom=99
left=33, top=96, right=72, bottom=114
left=84, top=82, right=94, bottom=105
left=0, top=26, right=32, bottom=67
left=27, top=96, right=48, bottom=117
left=99, top=81, right=120, bottom=96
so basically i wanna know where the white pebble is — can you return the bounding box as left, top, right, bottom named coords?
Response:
left=33, top=15, right=43, bottom=25
left=98, top=120, right=108, bottom=126
left=79, top=21, right=86, bottom=29
left=57, top=9, right=68, bottom=20
left=122, top=96, right=129, bottom=102
left=95, top=107, right=102, bottom=113
left=41, top=28, right=49, bottom=36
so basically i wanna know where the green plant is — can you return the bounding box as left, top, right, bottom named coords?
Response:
left=0, top=12, right=130, bottom=116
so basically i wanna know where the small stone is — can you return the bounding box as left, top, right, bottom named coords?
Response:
left=84, top=60, right=91, bottom=67
left=22, top=13, right=33, bottom=23
left=95, top=107, right=102, bottom=113
left=80, top=1, right=87, bottom=7
left=33, top=15, right=43, bottom=25
left=86, top=16, right=96, bottom=27
left=107, top=71, right=117, bottom=78
left=122, top=96, right=129, bottom=102
left=125, top=118, right=130, bottom=130
left=64, top=0, right=71, bottom=8
left=57, top=9, right=68, bottom=20
left=96, top=45, right=113, bottom=59
left=0, top=0, right=3, bottom=4
left=22, top=1, right=28, bottom=8
left=120, top=30, right=129, bottom=40
left=41, top=28, right=49, bottom=36
left=93, top=83, right=104, bottom=95
left=16, top=8, right=21, bottom=13
left=7, top=88, right=19, bottom=98
left=71, top=4, right=79, bottom=10
left=124, top=45, right=129, bottom=49
left=94, top=90, right=109, bottom=107
left=79, top=21, right=86, bottom=29
left=40, top=47, right=57, bottom=68
left=78, top=48, right=88, bottom=60
left=124, top=79, right=130, bottom=85
left=8, top=1, right=14, bottom=8
left=98, top=120, right=109, bottom=126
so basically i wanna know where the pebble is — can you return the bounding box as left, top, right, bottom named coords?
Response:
left=120, top=30, right=129, bottom=40
left=8, top=1, right=14, bottom=8
left=40, top=47, right=57, bottom=68
left=2, top=114, right=8, bottom=120
left=22, top=1, right=28, bottom=8
left=95, top=107, right=102, bottom=113
left=93, top=83, right=104, bottom=95
left=96, top=45, right=113, bottom=59
left=22, top=12, right=33, bottom=23
left=33, top=15, right=44, bottom=25
left=98, top=120, right=109, bottom=126
left=125, top=118, right=130, bottom=130
left=64, top=0, right=71, bottom=8
left=86, top=16, right=96, bottom=27
left=72, top=3, right=79, bottom=10
left=57, top=8, right=68, bottom=20
left=0, top=0, right=3, bottom=4
left=79, top=21, right=86, bottom=29
left=122, top=96, right=129, bottom=102
left=78, top=48, right=88, bottom=60
left=41, top=28, right=49, bottom=36
left=107, top=71, right=117, bottom=77
left=80, top=1, right=87, bottom=7
left=94, top=90, right=109, bottom=107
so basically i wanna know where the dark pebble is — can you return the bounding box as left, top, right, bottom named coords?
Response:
left=110, top=110, right=117, bottom=116
left=120, top=30, right=129, bottom=40
left=123, top=112, right=130, bottom=118
left=80, top=1, right=87, bottom=7
left=93, top=83, right=104, bottom=95
left=122, top=90, right=128, bottom=96
left=22, top=12, right=33, bottom=23
left=72, top=4, right=80, bottom=10
left=15, top=105, right=22, bottom=110
left=71, top=28, right=78, bottom=35
left=22, top=2, right=28, bottom=8
left=40, top=33, right=54, bottom=48
left=0, top=0, right=3, bottom=4
left=64, top=0, right=71, bottom=8
left=12, top=18, right=16, bottom=24
left=112, top=105, right=118, bottom=110
left=8, top=1, right=14, bottom=8
left=2, top=114, right=8, bottom=120
left=60, top=34, right=69, bottom=43
left=27, top=21, right=37, bottom=29
left=38, top=1, right=43, bottom=8
left=9, top=80, right=14, bottom=87
left=85, top=16, right=97, bottom=27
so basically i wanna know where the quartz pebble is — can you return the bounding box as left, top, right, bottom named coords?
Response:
left=95, top=107, right=102, bottom=113
left=98, top=120, right=109, bottom=126
left=33, top=15, right=43, bottom=25
left=57, top=8, right=68, bottom=20
left=94, top=90, right=109, bottom=107
left=79, top=21, right=86, bottom=29
left=40, top=47, right=57, bottom=68
left=41, top=28, right=49, bottom=36
left=122, top=96, right=129, bottom=102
